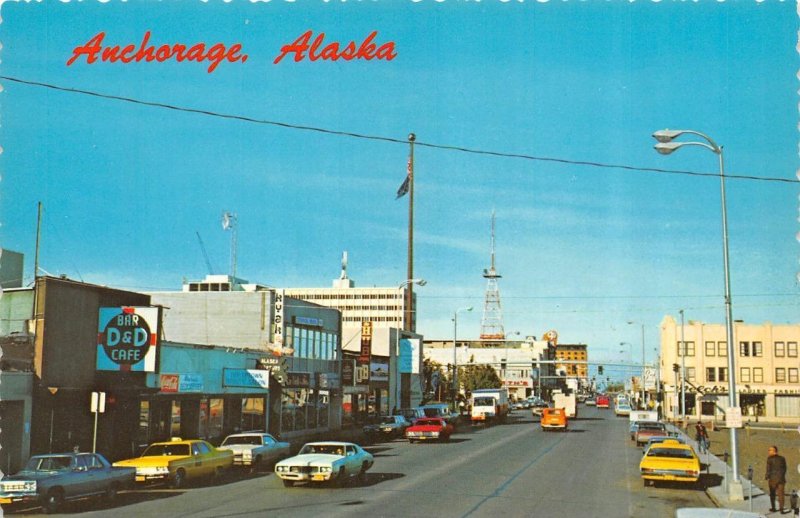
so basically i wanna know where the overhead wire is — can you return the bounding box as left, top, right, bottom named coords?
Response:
left=1, top=75, right=797, bottom=185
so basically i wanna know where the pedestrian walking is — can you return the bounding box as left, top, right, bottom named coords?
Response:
left=765, top=445, right=787, bottom=513
left=694, top=421, right=709, bottom=455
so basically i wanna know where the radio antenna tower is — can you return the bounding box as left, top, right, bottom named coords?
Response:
left=222, top=211, right=238, bottom=282
left=480, top=210, right=505, bottom=340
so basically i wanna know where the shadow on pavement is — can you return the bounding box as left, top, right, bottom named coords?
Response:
left=2, top=489, right=182, bottom=515
left=697, top=472, right=724, bottom=490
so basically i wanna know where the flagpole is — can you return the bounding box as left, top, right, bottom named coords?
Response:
left=406, top=133, right=416, bottom=332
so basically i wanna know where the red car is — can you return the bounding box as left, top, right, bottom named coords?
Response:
left=404, top=417, right=454, bottom=443
left=596, top=395, right=610, bottom=409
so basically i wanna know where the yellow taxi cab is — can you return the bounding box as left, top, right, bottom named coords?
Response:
left=113, top=437, right=233, bottom=488
left=639, top=439, right=700, bottom=487
left=540, top=407, right=567, bottom=431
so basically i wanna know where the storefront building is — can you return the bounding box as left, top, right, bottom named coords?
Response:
left=660, top=315, right=800, bottom=423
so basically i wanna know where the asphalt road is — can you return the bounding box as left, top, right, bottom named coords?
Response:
left=5, top=406, right=715, bottom=518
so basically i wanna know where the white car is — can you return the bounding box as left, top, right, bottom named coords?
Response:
left=219, top=432, right=290, bottom=472
left=275, top=442, right=373, bottom=487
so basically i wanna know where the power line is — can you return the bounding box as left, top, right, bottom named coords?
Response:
left=2, top=75, right=797, bottom=185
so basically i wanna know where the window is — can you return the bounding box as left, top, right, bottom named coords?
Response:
left=705, top=341, right=716, bottom=357
left=775, top=395, right=800, bottom=417
left=686, top=367, right=696, bottom=382
left=739, top=341, right=750, bottom=357
left=678, top=341, right=695, bottom=357
left=706, top=367, right=716, bottom=382
left=775, top=368, right=786, bottom=383
left=753, top=368, right=763, bottom=383
left=718, top=341, right=727, bottom=357
left=753, top=342, right=763, bottom=357
left=740, top=367, right=751, bottom=383
left=775, top=342, right=786, bottom=357
left=718, top=367, right=727, bottom=382
left=790, top=368, right=799, bottom=384
left=789, top=342, right=798, bottom=358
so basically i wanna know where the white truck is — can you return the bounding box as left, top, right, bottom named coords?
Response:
left=470, top=388, right=509, bottom=424
left=553, top=391, right=578, bottom=419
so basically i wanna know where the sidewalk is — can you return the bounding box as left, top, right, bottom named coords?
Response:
left=667, top=424, right=776, bottom=516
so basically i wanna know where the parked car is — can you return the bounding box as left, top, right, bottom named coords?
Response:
left=363, top=415, right=412, bottom=441
left=398, top=407, right=425, bottom=424
left=113, top=437, right=233, bottom=488
left=640, top=439, right=700, bottom=487
left=0, top=452, right=135, bottom=514
left=585, top=397, right=597, bottom=406
left=419, top=403, right=460, bottom=426
left=275, top=442, right=373, bottom=487
left=219, top=432, right=290, bottom=472
left=635, top=422, right=669, bottom=446
left=540, top=408, right=567, bottom=431
left=405, top=417, right=454, bottom=443
left=615, top=402, right=632, bottom=417
left=596, top=395, right=610, bottom=408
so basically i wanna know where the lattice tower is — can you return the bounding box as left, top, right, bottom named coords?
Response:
left=480, top=210, right=505, bottom=340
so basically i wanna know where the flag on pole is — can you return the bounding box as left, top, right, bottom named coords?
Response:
left=396, top=157, right=412, bottom=199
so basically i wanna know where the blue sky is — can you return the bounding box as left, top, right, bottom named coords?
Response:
left=1, top=1, right=797, bottom=380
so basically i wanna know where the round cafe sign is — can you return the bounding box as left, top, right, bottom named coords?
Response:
left=100, top=309, right=152, bottom=366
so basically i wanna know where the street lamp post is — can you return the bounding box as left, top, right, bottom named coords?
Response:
left=619, top=341, right=636, bottom=404
left=652, top=128, right=742, bottom=494
left=627, top=322, right=646, bottom=408
left=679, top=309, right=687, bottom=422
left=453, top=306, right=473, bottom=408
left=396, top=279, right=426, bottom=409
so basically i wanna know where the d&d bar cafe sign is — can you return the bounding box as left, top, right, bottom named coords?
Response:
left=357, top=321, right=372, bottom=385
left=96, top=306, right=160, bottom=372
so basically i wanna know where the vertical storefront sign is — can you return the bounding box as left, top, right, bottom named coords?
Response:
left=399, top=338, right=420, bottom=374
left=357, top=321, right=372, bottom=385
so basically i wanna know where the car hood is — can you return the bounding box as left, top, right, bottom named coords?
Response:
left=219, top=444, right=259, bottom=453
left=278, top=454, right=342, bottom=466
left=114, top=456, right=184, bottom=468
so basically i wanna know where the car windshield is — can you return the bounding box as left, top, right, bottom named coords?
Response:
left=24, top=456, right=72, bottom=472
left=639, top=423, right=666, bottom=431
left=300, top=444, right=346, bottom=455
left=474, top=397, right=495, bottom=406
left=647, top=448, right=694, bottom=459
left=221, top=435, right=261, bottom=446
left=142, top=443, right=191, bottom=456
left=380, top=417, right=396, bottom=424
left=416, top=419, right=442, bottom=426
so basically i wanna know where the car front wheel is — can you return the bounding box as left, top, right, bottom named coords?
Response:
left=171, top=469, right=186, bottom=489
left=41, top=488, right=64, bottom=514
left=282, top=479, right=294, bottom=488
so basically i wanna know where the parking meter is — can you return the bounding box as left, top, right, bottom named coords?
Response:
left=747, top=465, right=753, bottom=480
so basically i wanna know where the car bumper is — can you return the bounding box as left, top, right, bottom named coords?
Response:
left=276, top=472, right=333, bottom=482
left=134, top=473, right=171, bottom=483
left=641, top=471, right=699, bottom=483
left=541, top=423, right=566, bottom=429
left=0, top=494, right=37, bottom=505
left=407, top=433, right=442, bottom=440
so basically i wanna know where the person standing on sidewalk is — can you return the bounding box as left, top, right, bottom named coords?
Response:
left=694, top=421, right=709, bottom=454
left=765, top=445, right=787, bottom=513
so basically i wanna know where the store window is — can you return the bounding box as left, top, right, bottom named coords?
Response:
left=775, top=395, right=800, bottom=417
left=138, top=401, right=150, bottom=444
left=171, top=401, right=181, bottom=437
left=282, top=388, right=311, bottom=433
left=241, top=397, right=265, bottom=431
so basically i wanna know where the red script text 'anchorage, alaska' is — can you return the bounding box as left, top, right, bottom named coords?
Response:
left=66, top=31, right=396, bottom=72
